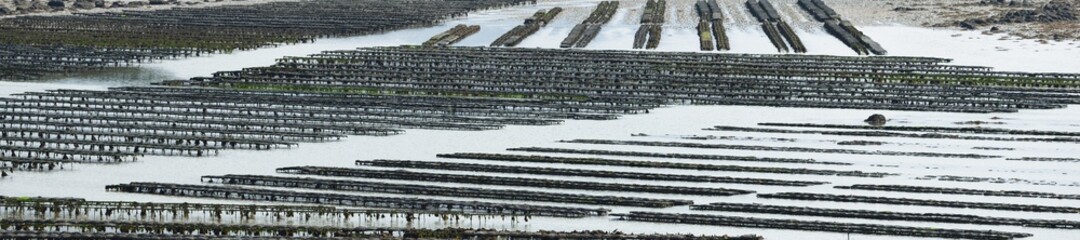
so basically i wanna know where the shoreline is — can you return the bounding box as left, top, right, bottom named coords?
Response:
left=0, top=0, right=301, bottom=19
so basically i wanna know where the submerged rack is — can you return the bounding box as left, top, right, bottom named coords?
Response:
left=105, top=182, right=609, bottom=218
left=691, top=202, right=1080, bottom=229
left=277, top=166, right=747, bottom=196
left=203, top=174, right=694, bottom=207
left=358, top=159, right=823, bottom=186
left=436, top=152, right=885, bottom=177
left=614, top=212, right=1032, bottom=240
left=560, top=139, right=998, bottom=159
left=705, top=125, right=1080, bottom=143
left=507, top=147, right=850, bottom=165
left=758, top=192, right=1080, bottom=213
left=834, top=184, right=1080, bottom=200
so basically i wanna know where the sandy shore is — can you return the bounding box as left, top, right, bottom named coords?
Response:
left=765, top=0, right=1076, bottom=41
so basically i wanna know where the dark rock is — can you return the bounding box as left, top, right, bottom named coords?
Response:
left=864, top=114, right=887, bottom=126
left=960, top=20, right=979, bottom=29
left=148, top=0, right=167, bottom=5
left=0, top=5, right=13, bottom=15
left=47, top=0, right=64, bottom=8
left=963, top=18, right=991, bottom=29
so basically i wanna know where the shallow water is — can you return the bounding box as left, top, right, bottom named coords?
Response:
left=2, top=1, right=1080, bottom=239
left=4, top=105, right=1080, bottom=239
